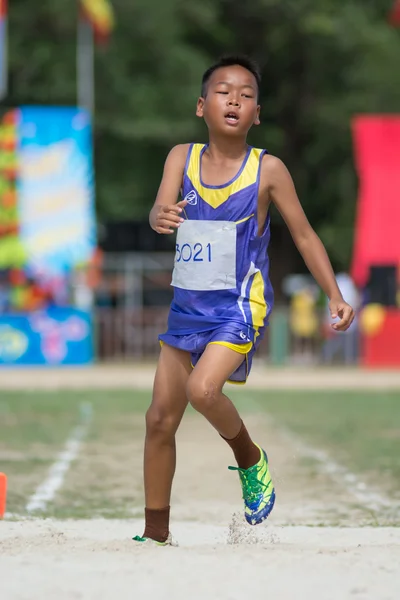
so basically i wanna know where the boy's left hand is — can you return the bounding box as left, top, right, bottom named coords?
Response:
left=329, top=298, right=355, bottom=332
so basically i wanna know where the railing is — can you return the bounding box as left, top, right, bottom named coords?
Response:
left=93, top=253, right=359, bottom=365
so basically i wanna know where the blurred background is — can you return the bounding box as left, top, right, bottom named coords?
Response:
left=0, top=0, right=400, bottom=369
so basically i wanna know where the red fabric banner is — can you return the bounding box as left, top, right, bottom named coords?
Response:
left=389, top=0, right=400, bottom=26
left=351, top=116, right=400, bottom=287
left=0, top=1, right=7, bottom=19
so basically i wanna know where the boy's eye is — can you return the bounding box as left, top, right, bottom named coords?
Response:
left=242, top=94, right=253, bottom=99
left=216, top=91, right=228, bottom=95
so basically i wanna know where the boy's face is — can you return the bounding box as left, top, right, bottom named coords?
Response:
left=196, top=65, right=260, bottom=136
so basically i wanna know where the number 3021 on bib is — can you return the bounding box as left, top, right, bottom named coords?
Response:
left=171, top=220, right=237, bottom=291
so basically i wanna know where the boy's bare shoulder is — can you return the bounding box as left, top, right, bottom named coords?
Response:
left=167, top=143, right=191, bottom=163
left=161, top=144, right=192, bottom=177
left=261, top=153, right=288, bottom=176
left=260, top=153, right=294, bottom=191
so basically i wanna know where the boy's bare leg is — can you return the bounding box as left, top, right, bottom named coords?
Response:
left=186, top=344, right=260, bottom=469
left=142, top=344, right=191, bottom=541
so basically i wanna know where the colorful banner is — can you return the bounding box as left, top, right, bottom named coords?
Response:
left=81, top=0, right=115, bottom=43
left=0, top=308, right=93, bottom=365
left=17, top=107, right=96, bottom=275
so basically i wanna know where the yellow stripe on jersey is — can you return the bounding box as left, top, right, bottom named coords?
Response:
left=249, top=270, right=267, bottom=334
left=187, top=144, right=262, bottom=209
left=235, top=213, right=254, bottom=224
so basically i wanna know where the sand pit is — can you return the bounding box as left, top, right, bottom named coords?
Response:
left=1, top=518, right=399, bottom=600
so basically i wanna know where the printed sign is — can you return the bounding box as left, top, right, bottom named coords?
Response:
left=0, top=308, right=93, bottom=365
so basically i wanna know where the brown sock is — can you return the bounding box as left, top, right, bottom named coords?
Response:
left=143, top=506, right=170, bottom=543
left=222, top=421, right=261, bottom=470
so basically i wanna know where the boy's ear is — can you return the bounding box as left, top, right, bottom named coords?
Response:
left=196, top=97, right=205, bottom=118
left=254, top=105, right=261, bottom=126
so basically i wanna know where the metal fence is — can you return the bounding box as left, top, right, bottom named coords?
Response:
left=94, top=253, right=359, bottom=366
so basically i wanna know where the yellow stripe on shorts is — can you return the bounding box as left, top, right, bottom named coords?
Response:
left=208, top=340, right=253, bottom=355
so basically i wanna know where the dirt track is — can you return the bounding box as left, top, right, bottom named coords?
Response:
left=1, top=363, right=400, bottom=390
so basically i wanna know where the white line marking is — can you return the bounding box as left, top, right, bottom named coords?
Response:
left=277, top=425, right=396, bottom=511
left=241, top=395, right=397, bottom=512
left=26, top=402, right=92, bottom=513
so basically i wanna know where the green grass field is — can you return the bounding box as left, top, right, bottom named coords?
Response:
left=234, top=391, right=400, bottom=499
left=1, top=389, right=399, bottom=522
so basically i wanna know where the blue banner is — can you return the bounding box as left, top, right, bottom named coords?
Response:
left=17, top=107, right=95, bottom=275
left=0, top=308, right=94, bottom=365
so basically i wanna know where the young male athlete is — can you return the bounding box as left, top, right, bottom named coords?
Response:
left=133, top=55, right=354, bottom=545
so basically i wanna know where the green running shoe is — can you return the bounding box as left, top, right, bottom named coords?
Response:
left=132, top=533, right=178, bottom=546
left=229, top=443, right=275, bottom=525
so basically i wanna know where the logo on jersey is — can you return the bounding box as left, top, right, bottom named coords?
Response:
left=184, top=189, right=198, bottom=206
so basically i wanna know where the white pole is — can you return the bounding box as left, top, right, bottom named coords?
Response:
left=77, top=16, right=94, bottom=115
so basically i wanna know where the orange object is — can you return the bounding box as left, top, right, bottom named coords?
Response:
left=0, top=472, right=7, bottom=518
left=359, top=304, right=386, bottom=337
left=2, top=189, right=16, bottom=208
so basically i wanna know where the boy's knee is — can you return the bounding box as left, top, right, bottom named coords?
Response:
left=145, top=405, right=177, bottom=439
left=186, top=377, right=219, bottom=413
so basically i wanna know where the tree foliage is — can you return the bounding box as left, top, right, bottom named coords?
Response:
left=4, top=0, right=400, bottom=268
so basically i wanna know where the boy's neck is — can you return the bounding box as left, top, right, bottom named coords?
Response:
left=206, top=135, right=249, bottom=161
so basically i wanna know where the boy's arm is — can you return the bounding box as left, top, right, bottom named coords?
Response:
left=262, top=155, right=354, bottom=332
left=149, top=144, right=190, bottom=234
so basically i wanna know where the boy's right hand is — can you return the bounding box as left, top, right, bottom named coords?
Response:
left=154, top=200, right=187, bottom=234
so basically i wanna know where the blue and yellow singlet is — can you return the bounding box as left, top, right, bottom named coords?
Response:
left=159, top=143, right=274, bottom=383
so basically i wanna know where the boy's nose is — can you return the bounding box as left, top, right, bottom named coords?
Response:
left=228, top=98, right=240, bottom=107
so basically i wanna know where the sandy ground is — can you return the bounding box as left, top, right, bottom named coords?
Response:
left=0, top=362, right=400, bottom=390
left=1, top=519, right=400, bottom=600
left=1, top=365, right=400, bottom=599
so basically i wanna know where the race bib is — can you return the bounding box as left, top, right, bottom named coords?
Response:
left=171, top=220, right=237, bottom=291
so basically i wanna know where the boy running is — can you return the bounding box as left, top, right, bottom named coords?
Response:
left=133, top=55, right=354, bottom=545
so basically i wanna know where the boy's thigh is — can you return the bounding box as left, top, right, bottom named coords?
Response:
left=190, top=342, right=247, bottom=390
left=152, top=343, right=192, bottom=410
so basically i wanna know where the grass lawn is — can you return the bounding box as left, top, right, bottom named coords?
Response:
left=233, top=390, right=400, bottom=499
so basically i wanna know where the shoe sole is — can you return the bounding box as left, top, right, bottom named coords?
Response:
left=132, top=534, right=178, bottom=547
left=245, top=488, right=276, bottom=526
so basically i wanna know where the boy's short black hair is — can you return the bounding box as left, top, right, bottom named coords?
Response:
left=201, top=55, right=261, bottom=101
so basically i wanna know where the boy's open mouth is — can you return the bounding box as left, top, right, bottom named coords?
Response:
left=224, top=111, right=240, bottom=125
